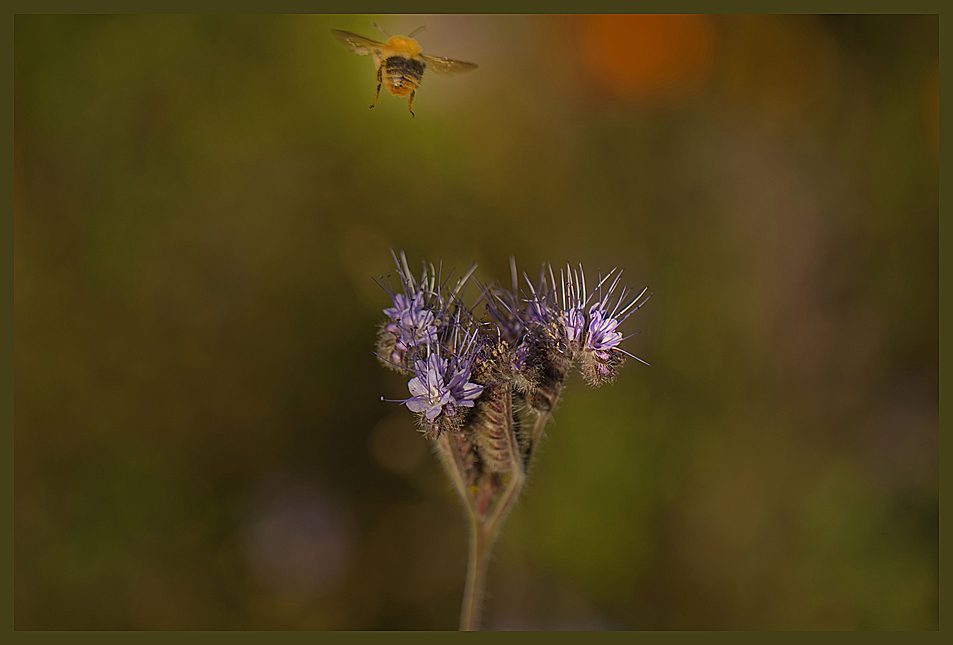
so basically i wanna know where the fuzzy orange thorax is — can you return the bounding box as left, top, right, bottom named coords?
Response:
left=385, top=35, right=422, bottom=56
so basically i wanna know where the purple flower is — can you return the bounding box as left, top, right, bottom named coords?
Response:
left=379, top=291, right=438, bottom=367
left=519, top=263, right=651, bottom=385
left=395, top=293, right=438, bottom=350
left=376, top=251, right=444, bottom=368
left=585, top=308, right=623, bottom=356
left=443, top=326, right=485, bottom=411
left=446, top=360, right=484, bottom=411
left=405, top=353, right=453, bottom=422
left=383, top=293, right=413, bottom=321
left=404, top=346, right=485, bottom=424
left=572, top=267, right=651, bottom=384
left=563, top=306, right=587, bottom=345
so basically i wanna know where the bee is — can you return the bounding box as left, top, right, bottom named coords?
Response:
left=331, top=24, right=478, bottom=117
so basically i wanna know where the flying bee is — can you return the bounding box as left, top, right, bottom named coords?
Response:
left=331, top=24, right=478, bottom=117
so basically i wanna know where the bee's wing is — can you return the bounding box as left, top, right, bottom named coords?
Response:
left=420, top=53, right=479, bottom=76
left=331, top=30, right=385, bottom=56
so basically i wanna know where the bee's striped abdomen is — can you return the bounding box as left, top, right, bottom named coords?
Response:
left=382, top=56, right=425, bottom=96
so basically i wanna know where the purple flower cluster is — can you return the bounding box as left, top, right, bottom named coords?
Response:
left=376, top=251, right=484, bottom=436
left=501, top=263, right=651, bottom=388
left=377, top=252, right=650, bottom=437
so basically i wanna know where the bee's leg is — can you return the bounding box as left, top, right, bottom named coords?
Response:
left=408, top=90, right=416, bottom=118
left=369, top=67, right=382, bottom=110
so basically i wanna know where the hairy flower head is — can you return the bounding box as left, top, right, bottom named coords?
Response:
left=376, top=250, right=478, bottom=372
left=377, top=252, right=650, bottom=428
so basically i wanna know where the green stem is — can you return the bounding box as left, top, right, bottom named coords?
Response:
left=460, top=469, right=526, bottom=630
left=460, top=519, right=489, bottom=631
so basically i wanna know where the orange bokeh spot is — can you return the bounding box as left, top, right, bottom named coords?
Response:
left=580, top=14, right=715, bottom=104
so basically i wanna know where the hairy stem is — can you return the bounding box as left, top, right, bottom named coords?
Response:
left=436, top=432, right=475, bottom=522
left=531, top=381, right=561, bottom=453
left=460, top=387, right=528, bottom=630
left=484, top=470, right=524, bottom=547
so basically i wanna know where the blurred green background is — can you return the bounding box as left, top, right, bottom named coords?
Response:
left=14, top=14, right=938, bottom=630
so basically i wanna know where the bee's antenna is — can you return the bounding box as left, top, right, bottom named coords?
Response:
left=408, top=25, right=426, bottom=38
left=372, top=23, right=391, bottom=38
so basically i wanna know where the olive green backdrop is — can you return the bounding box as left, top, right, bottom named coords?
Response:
left=14, top=14, right=938, bottom=629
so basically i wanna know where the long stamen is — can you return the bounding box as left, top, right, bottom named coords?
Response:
left=617, top=288, right=652, bottom=323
